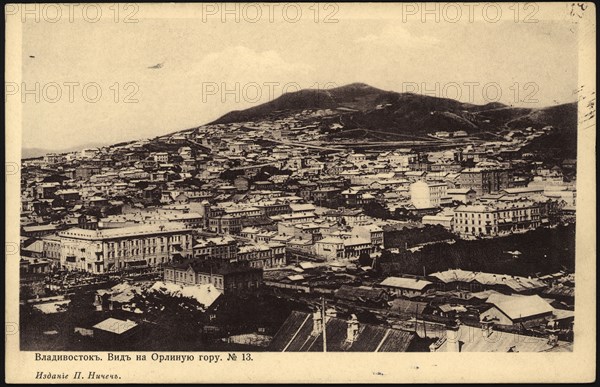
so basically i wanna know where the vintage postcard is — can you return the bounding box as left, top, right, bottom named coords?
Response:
left=5, top=2, right=596, bottom=383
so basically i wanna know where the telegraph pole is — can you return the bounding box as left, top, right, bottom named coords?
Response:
left=321, top=297, right=327, bottom=352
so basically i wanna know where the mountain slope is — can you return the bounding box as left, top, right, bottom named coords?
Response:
left=211, top=83, right=576, bottom=138
left=22, top=141, right=114, bottom=159
left=517, top=103, right=579, bottom=160
left=211, top=83, right=396, bottom=124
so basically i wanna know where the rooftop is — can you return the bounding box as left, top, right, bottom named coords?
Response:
left=167, top=259, right=262, bottom=276
left=269, top=310, right=415, bottom=352
left=59, top=223, right=189, bottom=240
left=93, top=318, right=138, bottom=335
left=429, top=269, right=546, bottom=293
left=433, top=324, right=567, bottom=352
left=485, top=294, right=553, bottom=320
left=380, top=277, right=433, bottom=290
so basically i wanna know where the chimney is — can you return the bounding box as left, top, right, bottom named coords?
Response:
left=547, top=331, right=559, bottom=347
left=481, top=317, right=494, bottom=338
left=312, top=308, right=323, bottom=336
left=325, top=308, right=337, bottom=318
left=446, top=319, right=461, bottom=353
left=346, top=314, right=360, bottom=343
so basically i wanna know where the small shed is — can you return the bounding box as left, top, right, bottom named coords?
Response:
left=380, top=277, right=433, bottom=298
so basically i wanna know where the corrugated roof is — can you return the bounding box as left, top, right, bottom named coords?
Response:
left=486, top=294, right=553, bottom=320
left=335, top=285, right=387, bottom=302
left=389, top=299, right=428, bottom=315
left=542, top=285, right=575, bottom=298
left=435, top=324, right=565, bottom=352
left=269, top=311, right=415, bottom=352
left=59, top=223, right=189, bottom=240
left=429, top=269, right=546, bottom=293
left=93, top=318, right=138, bottom=335
left=380, top=277, right=432, bottom=290
left=150, top=281, right=221, bottom=309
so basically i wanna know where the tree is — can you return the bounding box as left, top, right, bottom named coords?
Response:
left=362, top=202, right=390, bottom=220
left=376, top=224, right=575, bottom=277
left=358, top=252, right=372, bottom=267
left=219, top=169, right=244, bottom=181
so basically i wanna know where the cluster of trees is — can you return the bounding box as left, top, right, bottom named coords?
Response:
left=20, top=290, right=97, bottom=351
left=210, top=291, right=306, bottom=336
left=252, top=166, right=293, bottom=182
left=383, top=225, right=456, bottom=249
left=219, top=166, right=293, bottom=184
left=361, top=202, right=391, bottom=219
left=361, top=202, right=433, bottom=222
left=376, top=224, right=575, bottom=278
left=175, top=177, right=205, bottom=189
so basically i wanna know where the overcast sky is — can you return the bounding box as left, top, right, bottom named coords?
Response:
left=17, top=3, right=581, bottom=151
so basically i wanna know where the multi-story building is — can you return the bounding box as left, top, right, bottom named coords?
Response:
left=206, top=206, right=244, bottom=234
left=457, top=168, right=512, bottom=196
left=341, top=187, right=375, bottom=207
left=453, top=201, right=541, bottom=238
left=447, top=188, right=477, bottom=204
left=20, top=256, right=52, bottom=275
left=314, top=236, right=345, bottom=260
left=22, top=223, right=64, bottom=238
left=236, top=242, right=286, bottom=269
left=347, top=153, right=367, bottom=164
left=222, top=205, right=262, bottom=219
left=353, top=224, right=385, bottom=251
left=58, top=223, right=194, bottom=273
left=323, top=208, right=369, bottom=227
left=75, top=165, right=102, bottom=180
left=35, top=182, right=60, bottom=199
left=311, top=187, right=343, bottom=204
left=342, top=237, right=372, bottom=259
left=43, top=153, right=64, bottom=165
left=271, top=212, right=316, bottom=224
left=41, top=234, right=62, bottom=263
left=240, top=227, right=276, bottom=243
left=162, top=212, right=204, bottom=229
left=164, top=259, right=263, bottom=295
left=314, top=236, right=372, bottom=261
left=377, top=151, right=418, bottom=167
left=80, top=148, right=99, bottom=159
left=422, top=212, right=454, bottom=229
left=253, top=201, right=291, bottom=216
left=152, top=152, right=169, bottom=163
left=193, top=235, right=239, bottom=261
left=55, top=189, right=81, bottom=202
left=410, top=181, right=448, bottom=209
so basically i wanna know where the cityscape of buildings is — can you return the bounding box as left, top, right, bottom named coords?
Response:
left=20, top=98, right=576, bottom=353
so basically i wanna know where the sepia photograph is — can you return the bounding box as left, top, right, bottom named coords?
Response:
left=5, top=2, right=596, bottom=383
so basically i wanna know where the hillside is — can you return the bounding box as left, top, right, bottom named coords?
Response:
left=210, top=83, right=395, bottom=124
left=22, top=141, right=114, bottom=160
left=517, top=103, right=579, bottom=160
left=211, top=83, right=577, bottom=143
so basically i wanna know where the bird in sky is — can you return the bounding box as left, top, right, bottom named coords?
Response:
left=504, top=250, right=522, bottom=256
left=148, top=62, right=164, bottom=69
